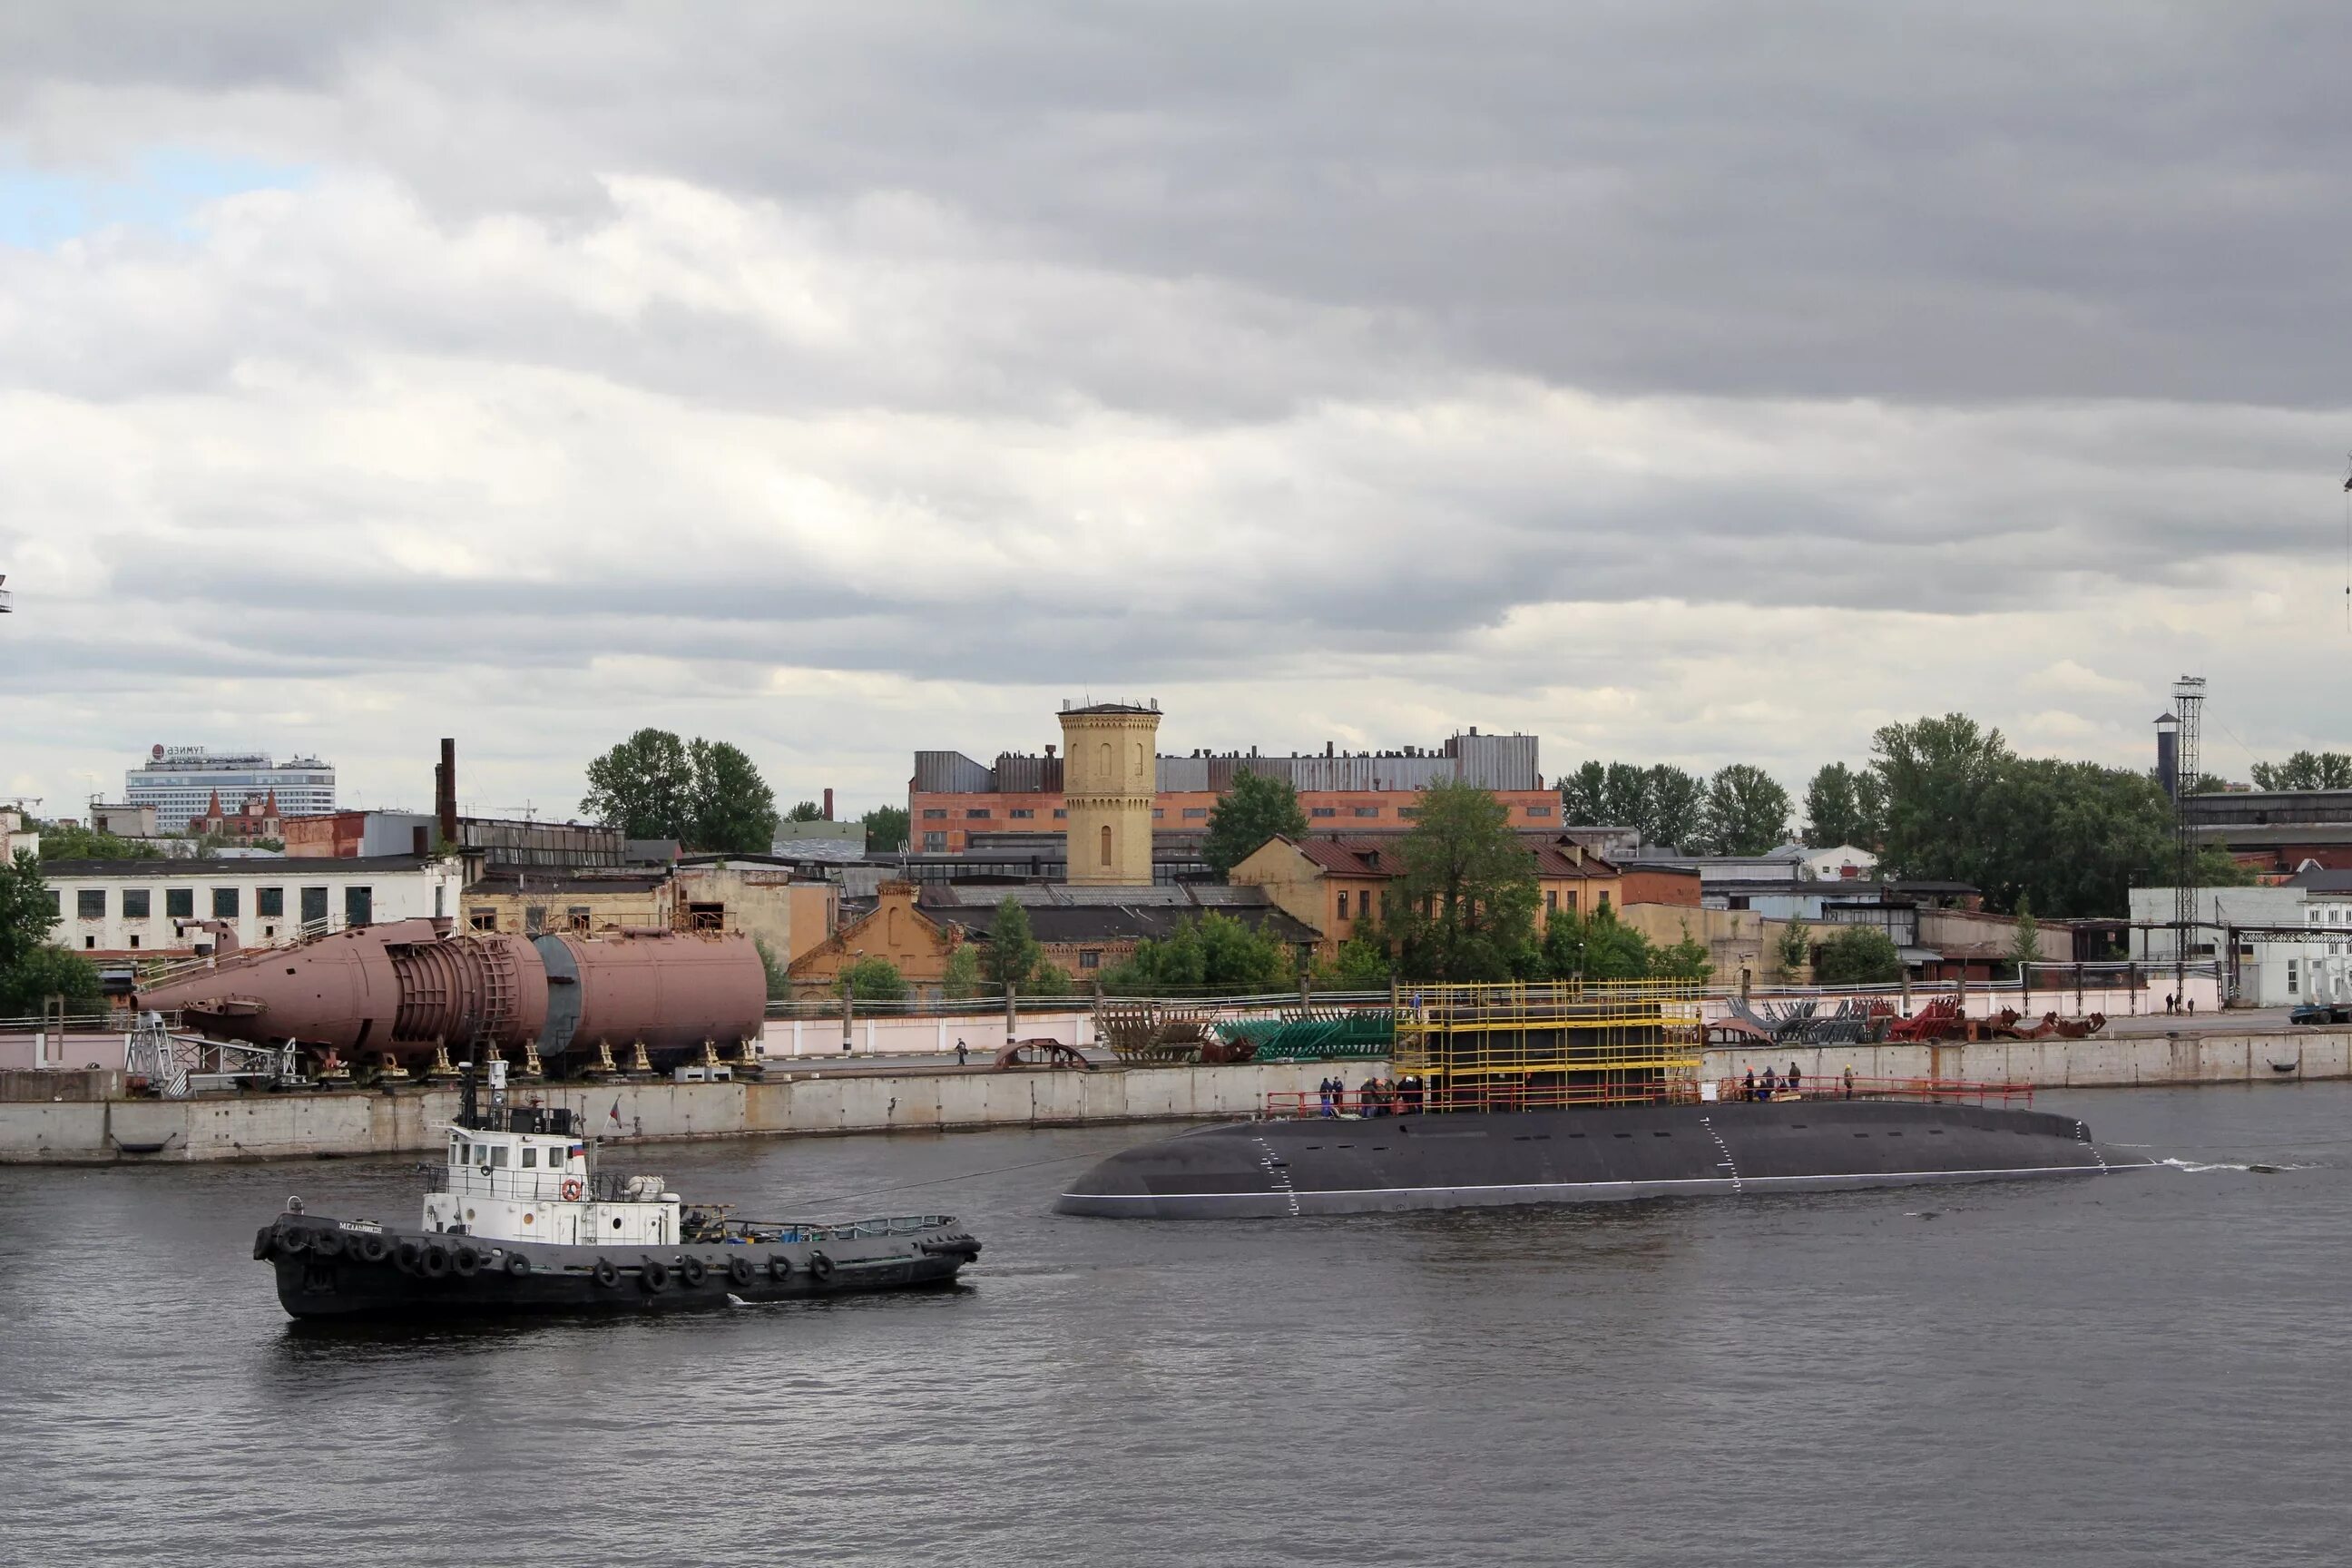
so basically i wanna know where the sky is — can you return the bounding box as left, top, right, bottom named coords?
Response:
left=3, top=2, right=2347, bottom=824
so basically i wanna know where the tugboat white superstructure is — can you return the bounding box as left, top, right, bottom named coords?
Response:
left=254, top=1094, right=981, bottom=1319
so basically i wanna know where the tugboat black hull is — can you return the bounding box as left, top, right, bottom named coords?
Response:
left=256, top=1214, right=981, bottom=1319
left=1055, top=1100, right=2154, bottom=1219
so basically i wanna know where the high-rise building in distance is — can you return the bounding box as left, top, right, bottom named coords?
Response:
left=124, top=745, right=337, bottom=829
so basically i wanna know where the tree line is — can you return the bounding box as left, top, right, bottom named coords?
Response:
left=1570, top=712, right=2262, bottom=920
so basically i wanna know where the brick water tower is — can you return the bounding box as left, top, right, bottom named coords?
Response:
left=1058, top=700, right=1161, bottom=885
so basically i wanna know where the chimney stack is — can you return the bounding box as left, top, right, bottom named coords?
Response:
left=822, top=787, right=835, bottom=821
left=436, top=738, right=458, bottom=847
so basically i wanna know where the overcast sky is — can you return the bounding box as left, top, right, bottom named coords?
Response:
left=4, top=2, right=2347, bottom=823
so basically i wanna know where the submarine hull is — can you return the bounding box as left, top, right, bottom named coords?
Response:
left=1054, top=1100, right=2156, bottom=1219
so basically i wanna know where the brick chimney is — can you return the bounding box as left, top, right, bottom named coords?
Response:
left=436, top=738, right=458, bottom=848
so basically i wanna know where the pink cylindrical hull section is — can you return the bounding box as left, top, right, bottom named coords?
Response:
left=559, top=931, right=766, bottom=1053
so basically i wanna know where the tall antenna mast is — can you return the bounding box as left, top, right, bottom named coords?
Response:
left=2171, top=674, right=2205, bottom=1001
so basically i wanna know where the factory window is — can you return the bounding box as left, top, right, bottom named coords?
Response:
left=923, top=832, right=946, bottom=852
left=922, top=809, right=947, bottom=820
left=1310, top=808, right=1337, bottom=818
left=1563, top=891, right=1577, bottom=914
left=85, top=935, right=97, bottom=949
left=129, top=935, right=140, bottom=949
left=1596, top=892, right=1611, bottom=913
left=524, top=905, right=546, bottom=935
left=166, top=888, right=194, bottom=920
left=1080, top=950, right=1101, bottom=969
left=1544, top=890, right=1557, bottom=913
left=257, top=887, right=284, bottom=917
left=1152, top=808, right=1165, bottom=819
left=77, top=889, right=105, bottom=919
left=1182, top=808, right=1207, bottom=820
left=45, top=890, right=59, bottom=916
left=688, top=903, right=725, bottom=932
left=1053, top=808, right=1067, bottom=819
left=2288, top=960, right=2299, bottom=995
left=965, top=808, right=992, bottom=819
left=469, top=908, right=498, bottom=932
left=1011, top=808, right=1035, bottom=819
left=212, top=887, right=240, bottom=918
left=1398, top=808, right=1420, bottom=819
left=301, top=887, right=328, bottom=926
left=1353, top=807, right=1379, bottom=818
left=1099, top=826, right=1112, bottom=867
left=345, top=886, right=373, bottom=927
left=568, top=906, right=593, bottom=933
left=122, top=889, right=150, bottom=919
left=1337, top=892, right=1350, bottom=920
left=1525, top=805, right=1553, bottom=818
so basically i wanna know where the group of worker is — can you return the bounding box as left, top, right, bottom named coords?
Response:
left=1316, top=1075, right=1423, bottom=1117
left=1740, top=1063, right=1860, bottom=1102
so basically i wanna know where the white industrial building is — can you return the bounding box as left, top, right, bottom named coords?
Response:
left=123, top=746, right=337, bottom=828
left=2128, top=873, right=2352, bottom=1006
left=41, top=855, right=464, bottom=958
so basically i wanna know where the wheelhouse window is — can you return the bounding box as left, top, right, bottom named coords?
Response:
left=522, top=1148, right=538, bottom=1169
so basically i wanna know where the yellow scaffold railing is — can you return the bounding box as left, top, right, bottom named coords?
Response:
left=1388, top=978, right=1705, bottom=1088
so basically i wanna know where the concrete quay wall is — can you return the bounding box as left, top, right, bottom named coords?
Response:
left=0, top=1061, right=1346, bottom=1165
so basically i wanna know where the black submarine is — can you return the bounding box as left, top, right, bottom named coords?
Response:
left=1056, top=984, right=2154, bottom=1220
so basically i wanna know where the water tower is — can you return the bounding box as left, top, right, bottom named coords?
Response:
left=1057, top=700, right=1161, bottom=886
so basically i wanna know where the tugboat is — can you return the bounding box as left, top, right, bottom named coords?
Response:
left=255, top=1076, right=981, bottom=1318
left=1058, top=981, right=2156, bottom=1219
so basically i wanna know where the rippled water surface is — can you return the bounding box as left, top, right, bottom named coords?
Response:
left=7, top=1085, right=2351, bottom=1567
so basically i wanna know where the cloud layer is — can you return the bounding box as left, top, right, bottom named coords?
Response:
left=3, top=3, right=2347, bottom=818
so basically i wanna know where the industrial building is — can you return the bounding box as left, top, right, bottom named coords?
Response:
left=39, top=855, right=465, bottom=958
left=2187, top=789, right=2352, bottom=876
left=2130, top=872, right=2352, bottom=1006
left=909, top=720, right=1557, bottom=854
left=124, top=746, right=336, bottom=824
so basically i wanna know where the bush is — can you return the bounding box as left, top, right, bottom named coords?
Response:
left=836, top=956, right=908, bottom=1003
left=1812, top=926, right=1902, bottom=985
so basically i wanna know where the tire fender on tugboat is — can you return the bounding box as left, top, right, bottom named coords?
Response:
left=593, top=1257, right=621, bottom=1289
left=640, top=1257, right=671, bottom=1292
left=727, top=1255, right=756, bottom=1288
left=808, top=1250, right=835, bottom=1283
left=679, top=1254, right=708, bottom=1288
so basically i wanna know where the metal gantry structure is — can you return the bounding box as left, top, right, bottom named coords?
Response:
left=2171, top=674, right=2205, bottom=996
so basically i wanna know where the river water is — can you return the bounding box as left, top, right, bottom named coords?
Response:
left=6, top=1084, right=2350, bottom=1567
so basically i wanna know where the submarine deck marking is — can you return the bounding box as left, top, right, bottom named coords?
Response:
left=1061, top=1161, right=2144, bottom=1203
left=1699, top=1114, right=1743, bottom=1196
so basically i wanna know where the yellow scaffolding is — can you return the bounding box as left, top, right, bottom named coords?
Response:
left=1391, top=981, right=1703, bottom=1106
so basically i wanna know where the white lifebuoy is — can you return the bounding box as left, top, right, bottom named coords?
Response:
left=560, top=1177, right=584, bottom=1200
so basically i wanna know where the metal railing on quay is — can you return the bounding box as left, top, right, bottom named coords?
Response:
left=1263, top=1072, right=2034, bottom=1119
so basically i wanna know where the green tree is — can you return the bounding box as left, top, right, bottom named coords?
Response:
left=1561, top=761, right=1703, bottom=849
left=684, top=739, right=780, bottom=854
left=863, top=805, right=910, bottom=854
left=1309, top=934, right=1395, bottom=991
left=1643, top=764, right=1707, bottom=850
left=751, top=935, right=790, bottom=1001
left=1648, top=920, right=1713, bottom=983
left=1101, top=912, right=1298, bottom=995
left=981, top=897, right=1044, bottom=991
left=32, top=823, right=163, bottom=861
left=583, top=728, right=694, bottom=839
left=2007, top=896, right=2041, bottom=981
left=1870, top=714, right=2013, bottom=888
left=583, top=730, right=778, bottom=852
left=1776, top=916, right=1813, bottom=976
left=1802, top=762, right=1881, bottom=849
left=942, top=944, right=985, bottom=999
left=785, top=800, right=826, bottom=822
left=1699, top=765, right=1793, bottom=856
left=1202, top=769, right=1311, bottom=877
left=1387, top=779, right=1540, bottom=981
left=1537, top=907, right=1654, bottom=980
left=1027, top=958, right=1078, bottom=996
left=836, top=956, right=908, bottom=1002
left=0, top=852, right=104, bottom=1016
left=1813, top=925, right=1902, bottom=985
left=2251, top=750, right=2352, bottom=790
